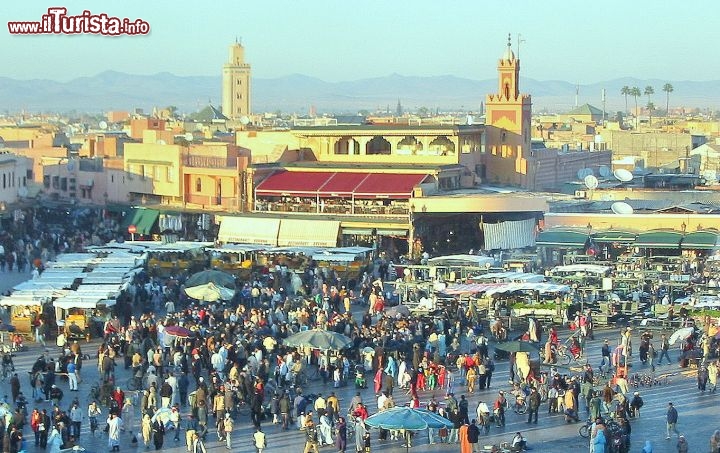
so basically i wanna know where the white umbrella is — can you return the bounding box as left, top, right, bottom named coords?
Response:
left=669, top=326, right=694, bottom=345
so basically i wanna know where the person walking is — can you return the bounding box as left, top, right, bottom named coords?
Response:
left=527, top=387, right=541, bottom=424
left=303, top=418, right=320, bottom=453
left=252, top=427, right=266, bottom=453
left=658, top=334, right=672, bottom=365
left=467, top=420, right=480, bottom=452
left=47, top=424, right=62, bottom=453
left=666, top=402, right=679, bottom=439
left=152, top=416, right=165, bottom=450
left=676, top=434, right=689, bottom=453
left=141, top=413, right=152, bottom=449
left=107, top=412, right=123, bottom=452
left=334, top=417, right=347, bottom=453
left=222, top=413, right=233, bottom=450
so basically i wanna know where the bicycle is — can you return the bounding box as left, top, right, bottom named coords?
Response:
left=507, top=389, right=528, bottom=415
left=556, top=344, right=588, bottom=366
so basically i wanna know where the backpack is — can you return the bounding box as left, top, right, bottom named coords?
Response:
left=305, top=425, right=317, bottom=442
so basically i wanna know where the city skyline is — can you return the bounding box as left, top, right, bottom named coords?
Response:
left=2, top=0, right=718, bottom=85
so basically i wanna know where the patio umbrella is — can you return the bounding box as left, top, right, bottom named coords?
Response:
left=184, top=282, right=235, bottom=302
left=669, top=326, right=695, bottom=345
left=494, top=340, right=539, bottom=353
left=185, top=270, right=235, bottom=289
left=365, top=407, right=453, bottom=453
left=385, top=305, right=410, bottom=318
left=164, top=325, right=192, bottom=338
left=283, top=329, right=352, bottom=351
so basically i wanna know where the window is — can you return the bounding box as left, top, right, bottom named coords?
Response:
left=167, top=167, right=175, bottom=182
left=195, top=177, right=202, bottom=192
left=2, top=174, right=5, bottom=189
left=154, top=166, right=163, bottom=181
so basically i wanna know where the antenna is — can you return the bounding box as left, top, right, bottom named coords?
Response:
left=601, top=88, right=607, bottom=125
left=517, top=33, right=526, bottom=60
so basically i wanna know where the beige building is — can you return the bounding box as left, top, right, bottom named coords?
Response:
left=222, top=41, right=251, bottom=121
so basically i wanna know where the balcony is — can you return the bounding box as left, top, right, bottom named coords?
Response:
left=182, top=155, right=238, bottom=168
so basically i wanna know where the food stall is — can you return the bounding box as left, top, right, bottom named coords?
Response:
left=207, top=243, right=267, bottom=277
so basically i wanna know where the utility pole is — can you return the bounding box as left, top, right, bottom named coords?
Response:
left=601, top=89, right=606, bottom=125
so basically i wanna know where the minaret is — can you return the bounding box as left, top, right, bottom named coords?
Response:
left=222, top=39, right=251, bottom=120
left=484, top=34, right=533, bottom=187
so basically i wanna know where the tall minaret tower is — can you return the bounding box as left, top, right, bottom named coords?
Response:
left=222, top=39, right=251, bottom=120
left=484, top=34, right=533, bottom=187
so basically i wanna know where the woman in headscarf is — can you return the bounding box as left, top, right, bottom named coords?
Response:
left=122, top=398, right=135, bottom=434
left=152, top=416, right=165, bottom=450
left=47, top=425, right=62, bottom=453
left=334, top=417, right=347, bottom=453
left=141, top=413, right=152, bottom=449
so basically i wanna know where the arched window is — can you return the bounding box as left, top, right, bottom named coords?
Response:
left=195, top=177, right=202, bottom=192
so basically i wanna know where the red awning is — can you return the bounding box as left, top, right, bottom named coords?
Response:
left=318, top=173, right=371, bottom=198
left=353, top=173, right=428, bottom=199
left=255, top=171, right=330, bottom=196
left=254, top=171, right=428, bottom=199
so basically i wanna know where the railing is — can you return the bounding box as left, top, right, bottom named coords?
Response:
left=254, top=201, right=409, bottom=217
left=182, top=156, right=238, bottom=168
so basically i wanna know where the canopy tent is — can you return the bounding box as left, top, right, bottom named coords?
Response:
left=535, top=229, right=589, bottom=248
left=441, top=283, right=505, bottom=295
left=681, top=230, right=720, bottom=250
left=205, top=244, right=268, bottom=254
left=120, top=208, right=159, bottom=235
left=551, top=264, right=612, bottom=274
left=484, top=282, right=570, bottom=295
left=53, top=296, right=116, bottom=310
left=255, top=170, right=429, bottom=199
left=277, top=219, right=340, bottom=248
left=427, top=254, right=496, bottom=268
left=634, top=230, right=683, bottom=249
left=311, top=253, right=358, bottom=262
left=217, top=216, right=280, bottom=245
left=470, top=272, right=545, bottom=283
left=591, top=230, right=638, bottom=243
left=326, top=246, right=374, bottom=255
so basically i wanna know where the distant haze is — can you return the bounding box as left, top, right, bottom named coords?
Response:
left=1, top=71, right=716, bottom=115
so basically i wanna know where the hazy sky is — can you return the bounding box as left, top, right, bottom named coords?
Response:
left=2, top=1, right=716, bottom=83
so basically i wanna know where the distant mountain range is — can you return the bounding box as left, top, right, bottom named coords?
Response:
left=1, top=70, right=719, bottom=115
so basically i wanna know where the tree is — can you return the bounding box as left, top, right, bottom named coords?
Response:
left=662, top=83, right=674, bottom=118
left=647, top=102, right=655, bottom=126
left=630, top=86, right=641, bottom=128
left=621, top=86, right=631, bottom=115
left=644, top=86, right=654, bottom=108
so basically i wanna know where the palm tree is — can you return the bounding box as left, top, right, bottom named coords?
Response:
left=630, top=87, right=641, bottom=128
left=662, top=83, right=674, bottom=118
left=647, top=102, right=655, bottom=126
left=644, top=86, right=654, bottom=107
left=621, top=86, right=631, bottom=115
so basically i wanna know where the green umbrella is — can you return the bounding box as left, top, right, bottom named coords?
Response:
left=283, top=329, right=352, bottom=351
left=494, top=340, right=539, bottom=353
left=184, top=282, right=235, bottom=302
left=185, top=270, right=236, bottom=289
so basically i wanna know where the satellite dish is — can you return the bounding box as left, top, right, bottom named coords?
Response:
left=98, top=121, right=108, bottom=130
left=584, top=175, right=599, bottom=190
left=184, top=133, right=194, bottom=141
left=614, top=168, right=633, bottom=182
left=576, top=169, right=585, bottom=180
left=156, top=140, right=166, bottom=145
left=611, top=202, right=634, bottom=215
left=599, top=166, right=611, bottom=178
left=240, top=116, right=250, bottom=125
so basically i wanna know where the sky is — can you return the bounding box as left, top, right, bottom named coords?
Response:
left=1, top=0, right=717, bottom=84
